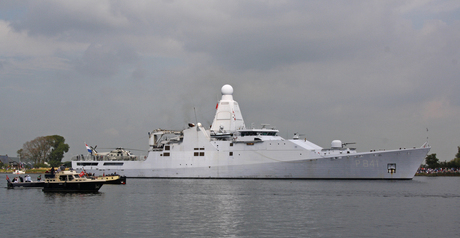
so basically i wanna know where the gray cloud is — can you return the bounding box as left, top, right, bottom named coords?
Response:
left=74, top=43, right=139, bottom=78
left=1, top=0, right=460, bottom=161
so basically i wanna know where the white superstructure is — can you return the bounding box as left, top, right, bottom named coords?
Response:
left=72, top=85, right=430, bottom=179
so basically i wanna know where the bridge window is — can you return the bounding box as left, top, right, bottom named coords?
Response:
left=103, top=162, right=124, bottom=166
left=77, top=162, right=98, bottom=166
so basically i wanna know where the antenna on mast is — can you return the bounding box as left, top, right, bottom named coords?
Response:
left=194, top=107, right=198, bottom=127
left=426, top=128, right=429, bottom=144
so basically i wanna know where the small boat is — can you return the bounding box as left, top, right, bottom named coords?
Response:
left=7, top=181, right=45, bottom=189
left=93, top=174, right=127, bottom=185
left=42, top=170, right=105, bottom=193
left=6, top=175, right=44, bottom=189
left=12, top=170, right=25, bottom=174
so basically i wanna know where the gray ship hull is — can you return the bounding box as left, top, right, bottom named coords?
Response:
left=71, top=85, right=430, bottom=180
left=73, top=147, right=429, bottom=179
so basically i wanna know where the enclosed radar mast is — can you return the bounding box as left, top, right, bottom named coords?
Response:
left=211, top=84, right=246, bottom=133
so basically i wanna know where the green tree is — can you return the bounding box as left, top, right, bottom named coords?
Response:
left=452, top=158, right=460, bottom=167
left=18, top=135, right=69, bottom=166
left=17, top=136, right=51, bottom=164
left=425, top=154, right=439, bottom=169
left=47, top=135, right=70, bottom=166
left=444, top=147, right=460, bottom=168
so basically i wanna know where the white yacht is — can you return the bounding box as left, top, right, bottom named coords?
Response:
left=72, top=84, right=430, bottom=179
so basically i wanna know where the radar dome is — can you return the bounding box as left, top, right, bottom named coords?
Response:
left=331, top=140, right=342, bottom=149
left=221, top=84, right=233, bottom=95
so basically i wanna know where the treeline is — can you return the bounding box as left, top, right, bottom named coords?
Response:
left=424, top=146, right=460, bottom=169
left=17, top=135, right=69, bottom=167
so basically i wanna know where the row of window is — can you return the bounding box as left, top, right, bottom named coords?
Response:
left=163, top=141, right=293, bottom=153
left=164, top=147, right=207, bottom=151
left=240, top=132, right=277, bottom=136
left=162, top=152, right=234, bottom=157
left=76, top=162, right=124, bottom=166
left=77, top=162, right=98, bottom=166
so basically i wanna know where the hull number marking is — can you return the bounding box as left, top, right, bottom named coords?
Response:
left=355, top=159, right=379, bottom=167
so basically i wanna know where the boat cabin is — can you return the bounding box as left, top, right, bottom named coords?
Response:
left=45, top=170, right=88, bottom=182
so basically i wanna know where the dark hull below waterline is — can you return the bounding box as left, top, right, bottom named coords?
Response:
left=42, top=182, right=104, bottom=192
left=105, top=176, right=126, bottom=184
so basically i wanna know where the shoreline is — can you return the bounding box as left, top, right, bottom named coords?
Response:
left=415, top=173, right=460, bottom=177
left=1, top=168, right=50, bottom=174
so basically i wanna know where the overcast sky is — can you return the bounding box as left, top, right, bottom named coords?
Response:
left=1, top=0, right=459, bottom=162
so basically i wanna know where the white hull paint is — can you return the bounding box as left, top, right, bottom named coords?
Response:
left=72, top=85, right=430, bottom=179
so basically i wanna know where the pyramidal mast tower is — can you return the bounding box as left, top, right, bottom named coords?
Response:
left=210, top=84, right=246, bottom=133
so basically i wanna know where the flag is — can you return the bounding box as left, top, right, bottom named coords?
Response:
left=79, top=171, right=85, bottom=177
left=86, top=143, right=92, bottom=153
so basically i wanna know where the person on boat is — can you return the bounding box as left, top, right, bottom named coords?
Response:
left=47, top=167, right=56, bottom=178
left=19, top=176, right=24, bottom=182
left=25, top=175, right=32, bottom=182
left=12, top=177, right=18, bottom=183
left=60, top=164, right=65, bottom=172
left=37, top=175, right=41, bottom=181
